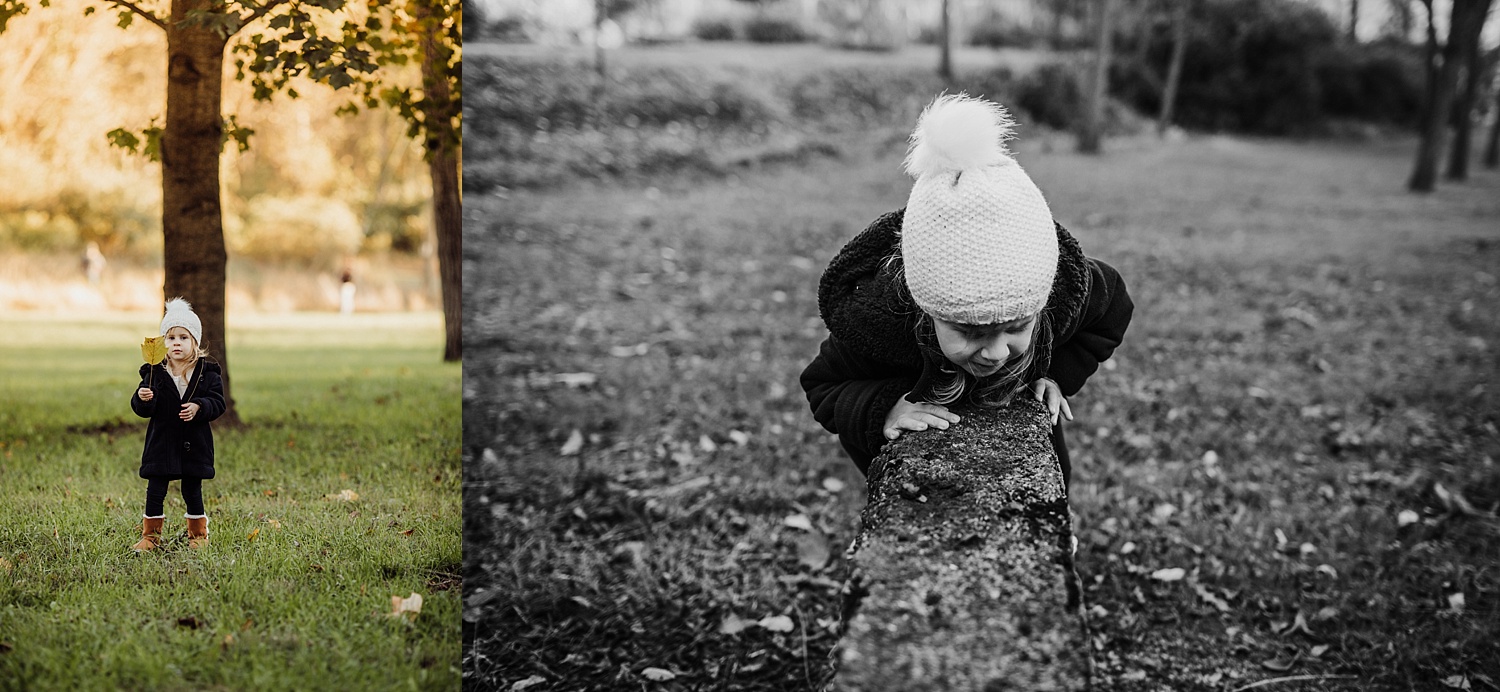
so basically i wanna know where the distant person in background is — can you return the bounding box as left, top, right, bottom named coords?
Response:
left=339, top=264, right=356, bottom=315
left=130, top=298, right=226, bottom=552
left=800, top=95, right=1134, bottom=488
left=81, top=241, right=106, bottom=286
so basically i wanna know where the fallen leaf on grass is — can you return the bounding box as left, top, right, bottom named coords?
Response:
left=246, top=528, right=260, bottom=542
left=728, top=430, right=751, bottom=446
left=1398, top=509, right=1420, bottom=527
left=325, top=489, right=359, bottom=502
left=1150, top=567, right=1186, bottom=582
left=758, top=615, right=794, bottom=632
left=390, top=592, right=423, bottom=621
left=1449, top=592, right=1466, bottom=613
left=1434, top=482, right=1481, bottom=517
left=0, top=558, right=10, bottom=575
left=1309, top=644, right=1330, bottom=658
left=266, top=519, right=282, bottom=529
left=1191, top=581, right=1231, bottom=612
left=783, top=514, right=813, bottom=531
left=560, top=429, right=584, bottom=456
left=509, top=675, right=547, bottom=691
left=1316, top=564, right=1337, bottom=578
left=822, top=477, right=846, bottom=493
left=795, top=532, right=830, bottom=571
left=1261, top=655, right=1297, bottom=672
left=698, top=435, right=718, bottom=453
left=641, top=667, right=676, bottom=681
left=1442, top=675, right=1473, bottom=690
left=720, top=613, right=753, bottom=635
left=221, top=633, right=234, bottom=650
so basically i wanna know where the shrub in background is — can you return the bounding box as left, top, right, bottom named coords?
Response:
left=744, top=16, right=811, bottom=43
left=968, top=14, right=1041, bottom=48
left=693, top=17, right=737, bottom=41
left=1014, top=62, right=1086, bottom=131
left=1313, top=41, right=1424, bottom=126
left=229, top=196, right=363, bottom=263
left=1107, top=0, right=1411, bottom=134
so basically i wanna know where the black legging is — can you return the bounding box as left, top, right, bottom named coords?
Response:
left=145, top=478, right=204, bottom=517
left=1052, top=421, right=1072, bottom=491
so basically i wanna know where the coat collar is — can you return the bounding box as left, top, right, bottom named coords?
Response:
left=817, top=208, right=1093, bottom=396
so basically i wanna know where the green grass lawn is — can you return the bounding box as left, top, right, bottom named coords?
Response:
left=0, top=311, right=461, bottom=690
left=465, top=132, right=1500, bottom=691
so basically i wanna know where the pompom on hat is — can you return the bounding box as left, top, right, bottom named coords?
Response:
left=901, top=94, right=1058, bottom=325
left=160, top=297, right=202, bottom=344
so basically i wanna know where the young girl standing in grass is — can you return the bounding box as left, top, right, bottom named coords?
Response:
left=130, top=298, right=226, bottom=551
left=801, top=95, right=1134, bottom=485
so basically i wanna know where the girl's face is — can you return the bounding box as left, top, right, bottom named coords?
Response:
left=164, top=327, right=197, bottom=363
left=932, top=313, right=1037, bottom=377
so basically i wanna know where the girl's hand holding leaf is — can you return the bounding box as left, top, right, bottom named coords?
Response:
left=137, top=387, right=154, bottom=402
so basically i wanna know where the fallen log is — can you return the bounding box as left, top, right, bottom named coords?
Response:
left=830, top=397, right=1094, bottom=691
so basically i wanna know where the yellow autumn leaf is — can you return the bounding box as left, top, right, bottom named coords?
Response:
left=246, top=527, right=261, bottom=542
left=324, top=489, right=359, bottom=502
left=141, top=336, right=166, bottom=365
left=390, top=592, right=423, bottom=620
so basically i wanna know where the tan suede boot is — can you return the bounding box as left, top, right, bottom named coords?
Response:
left=131, top=516, right=164, bottom=552
left=186, top=515, right=209, bottom=549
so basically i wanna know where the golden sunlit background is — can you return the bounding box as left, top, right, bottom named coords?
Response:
left=0, top=0, right=437, bottom=313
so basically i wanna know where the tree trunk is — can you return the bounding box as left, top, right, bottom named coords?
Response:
left=415, top=0, right=462, bottom=362
left=163, top=0, right=238, bottom=425
left=1484, top=83, right=1500, bottom=168
left=1443, top=0, right=1493, bottom=181
left=831, top=399, right=1092, bottom=689
left=1349, top=0, right=1360, bottom=41
left=1409, top=0, right=1491, bottom=191
left=1157, top=0, right=1188, bottom=135
left=1079, top=0, right=1116, bottom=153
left=593, top=0, right=606, bottom=80
left=938, top=0, right=952, bottom=81
left=1416, top=0, right=1438, bottom=136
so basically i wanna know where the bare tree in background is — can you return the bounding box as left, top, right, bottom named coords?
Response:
left=1485, top=78, right=1500, bottom=168
left=1157, top=0, right=1190, bottom=135
left=1443, top=28, right=1495, bottom=180
left=1408, top=0, right=1494, bottom=191
left=1348, top=0, right=1361, bottom=41
left=1079, top=0, right=1118, bottom=153
left=939, top=0, right=953, bottom=81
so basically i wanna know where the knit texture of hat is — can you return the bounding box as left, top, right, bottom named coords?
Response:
left=160, top=297, right=202, bottom=344
left=901, top=94, right=1058, bottom=325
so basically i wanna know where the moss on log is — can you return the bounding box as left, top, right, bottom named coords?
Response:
left=831, top=397, right=1094, bottom=691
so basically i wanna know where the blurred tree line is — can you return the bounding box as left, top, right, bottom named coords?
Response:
left=0, top=1, right=431, bottom=261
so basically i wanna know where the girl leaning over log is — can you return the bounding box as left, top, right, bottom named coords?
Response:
left=800, top=94, right=1134, bottom=486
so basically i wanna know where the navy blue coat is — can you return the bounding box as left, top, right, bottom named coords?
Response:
left=800, top=210, right=1134, bottom=473
left=130, top=360, right=226, bottom=479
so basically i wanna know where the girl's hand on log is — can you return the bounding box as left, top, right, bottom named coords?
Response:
left=884, top=396, right=960, bottom=440
left=1030, top=378, right=1073, bottom=426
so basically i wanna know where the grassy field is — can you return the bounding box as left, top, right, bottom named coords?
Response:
left=0, top=311, right=461, bottom=690
left=466, top=124, right=1500, bottom=692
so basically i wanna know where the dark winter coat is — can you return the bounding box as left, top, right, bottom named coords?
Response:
left=799, top=209, right=1134, bottom=473
left=130, top=359, right=226, bottom=479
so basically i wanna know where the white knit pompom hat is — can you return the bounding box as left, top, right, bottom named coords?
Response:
left=901, top=94, right=1058, bottom=325
left=160, top=297, right=202, bottom=344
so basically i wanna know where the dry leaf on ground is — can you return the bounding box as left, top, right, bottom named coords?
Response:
left=1150, top=567, right=1186, bottom=582
left=509, top=675, right=546, bottom=691
left=641, top=667, right=676, bottom=681
left=325, top=489, right=359, bottom=502
left=390, top=592, right=423, bottom=620
left=783, top=514, right=813, bottom=531
left=758, top=615, right=794, bottom=632
left=560, top=429, right=584, bottom=456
